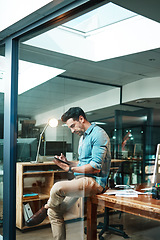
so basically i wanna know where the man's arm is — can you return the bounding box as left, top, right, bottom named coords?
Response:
left=71, top=164, right=100, bottom=174
left=53, top=155, right=99, bottom=174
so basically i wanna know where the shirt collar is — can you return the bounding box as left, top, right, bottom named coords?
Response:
left=84, top=123, right=96, bottom=136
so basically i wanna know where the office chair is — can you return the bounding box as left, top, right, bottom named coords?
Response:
left=97, top=207, right=129, bottom=240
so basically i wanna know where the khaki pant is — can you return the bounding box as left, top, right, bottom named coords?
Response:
left=47, top=176, right=103, bottom=240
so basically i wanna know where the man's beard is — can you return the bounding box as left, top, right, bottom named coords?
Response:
left=75, top=131, right=84, bottom=136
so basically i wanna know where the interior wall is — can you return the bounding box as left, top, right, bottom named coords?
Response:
left=122, top=76, right=160, bottom=103
left=34, top=87, right=121, bottom=128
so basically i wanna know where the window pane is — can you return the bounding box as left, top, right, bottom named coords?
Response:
left=15, top=1, right=160, bottom=240
left=0, top=44, right=5, bottom=237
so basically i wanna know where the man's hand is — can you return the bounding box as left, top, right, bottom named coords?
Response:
left=53, top=153, right=70, bottom=172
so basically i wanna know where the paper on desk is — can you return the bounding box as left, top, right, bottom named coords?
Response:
left=141, top=187, right=152, bottom=191
left=115, top=185, right=135, bottom=189
left=140, top=187, right=153, bottom=194
left=104, top=189, right=119, bottom=195
left=115, top=190, right=138, bottom=197
left=104, top=189, right=146, bottom=197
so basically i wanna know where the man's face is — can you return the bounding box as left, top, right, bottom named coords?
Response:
left=66, top=116, right=85, bottom=136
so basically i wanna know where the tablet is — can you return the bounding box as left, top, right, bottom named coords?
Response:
left=53, top=156, right=70, bottom=165
left=45, top=156, right=71, bottom=165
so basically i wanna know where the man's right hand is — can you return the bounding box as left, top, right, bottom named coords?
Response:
left=53, top=153, right=70, bottom=172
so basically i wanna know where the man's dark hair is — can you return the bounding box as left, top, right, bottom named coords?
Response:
left=61, top=107, right=87, bottom=122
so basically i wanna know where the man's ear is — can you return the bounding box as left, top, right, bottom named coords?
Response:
left=79, top=115, right=85, bottom=123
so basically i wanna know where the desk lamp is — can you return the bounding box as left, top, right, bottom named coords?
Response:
left=34, top=118, right=58, bottom=163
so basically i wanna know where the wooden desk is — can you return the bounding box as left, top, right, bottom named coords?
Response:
left=87, top=186, right=160, bottom=240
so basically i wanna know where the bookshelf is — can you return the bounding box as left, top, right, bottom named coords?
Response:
left=16, top=162, right=82, bottom=230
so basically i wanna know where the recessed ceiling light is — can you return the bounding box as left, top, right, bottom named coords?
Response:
left=91, top=121, right=107, bottom=125
left=86, top=112, right=94, bottom=116
left=135, top=99, right=148, bottom=103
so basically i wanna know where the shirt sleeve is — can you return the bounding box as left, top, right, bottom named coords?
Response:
left=89, top=129, right=109, bottom=170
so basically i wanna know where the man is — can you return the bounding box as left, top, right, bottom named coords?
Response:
left=26, top=107, right=111, bottom=240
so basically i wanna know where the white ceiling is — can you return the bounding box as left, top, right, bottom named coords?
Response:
left=18, top=42, right=160, bottom=123
left=20, top=43, right=160, bottom=87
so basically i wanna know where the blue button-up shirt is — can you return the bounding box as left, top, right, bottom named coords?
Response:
left=74, top=123, right=111, bottom=189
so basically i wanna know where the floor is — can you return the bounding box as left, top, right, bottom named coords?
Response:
left=14, top=212, right=160, bottom=240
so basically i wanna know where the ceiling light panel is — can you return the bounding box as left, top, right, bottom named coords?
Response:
left=18, top=60, right=65, bottom=94
left=24, top=3, right=160, bottom=62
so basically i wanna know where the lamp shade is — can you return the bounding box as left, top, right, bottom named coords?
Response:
left=48, top=118, right=58, bottom=128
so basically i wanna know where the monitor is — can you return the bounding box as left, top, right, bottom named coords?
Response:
left=0, top=138, right=37, bottom=162
left=17, top=138, right=37, bottom=162
left=45, top=141, right=67, bottom=156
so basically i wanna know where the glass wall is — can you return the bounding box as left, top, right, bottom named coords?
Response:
left=15, top=1, right=160, bottom=240
left=17, top=36, right=120, bottom=235
left=0, top=44, right=5, bottom=237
